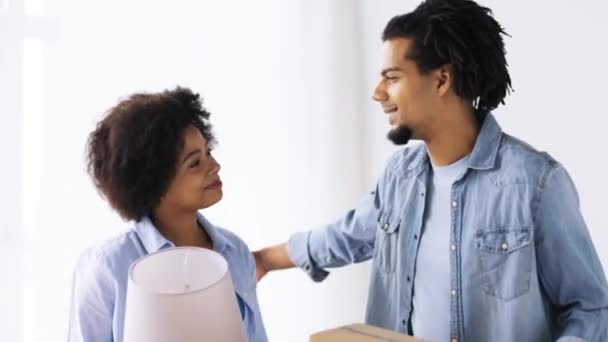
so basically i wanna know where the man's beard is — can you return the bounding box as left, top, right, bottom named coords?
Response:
left=387, top=125, right=413, bottom=145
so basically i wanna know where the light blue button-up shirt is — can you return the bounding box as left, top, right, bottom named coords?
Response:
left=288, top=113, right=608, bottom=342
left=68, top=213, right=267, bottom=342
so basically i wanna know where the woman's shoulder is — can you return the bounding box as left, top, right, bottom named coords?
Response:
left=214, top=226, right=255, bottom=264
left=75, top=228, right=142, bottom=277
left=198, top=213, right=252, bottom=256
left=215, top=227, right=250, bottom=250
left=212, top=226, right=256, bottom=270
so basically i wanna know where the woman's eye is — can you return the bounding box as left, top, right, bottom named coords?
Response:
left=189, top=159, right=201, bottom=168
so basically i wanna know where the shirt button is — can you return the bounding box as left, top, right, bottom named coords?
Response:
left=452, top=201, right=458, bottom=208
left=402, top=319, right=407, bottom=325
left=305, top=265, right=311, bottom=271
left=501, top=242, right=509, bottom=251
left=383, top=223, right=389, bottom=230
left=451, top=289, right=457, bottom=296
left=452, top=339, right=458, bottom=342
left=450, top=244, right=456, bottom=251
left=414, top=234, right=418, bottom=240
left=406, top=276, right=411, bottom=282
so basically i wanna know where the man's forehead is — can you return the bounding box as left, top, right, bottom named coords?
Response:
left=381, top=38, right=413, bottom=68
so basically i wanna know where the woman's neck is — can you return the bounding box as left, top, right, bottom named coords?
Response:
left=151, top=208, right=212, bottom=249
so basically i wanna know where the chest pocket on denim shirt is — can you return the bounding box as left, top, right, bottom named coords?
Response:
left=374, top=212, right=401, bottom=273
left=475, top=228, right=532, bottom=300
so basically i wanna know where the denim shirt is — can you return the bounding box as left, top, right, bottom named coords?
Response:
left=288, top=113, right=608, bottom=342
left=68, top=212, right=268, bottom=342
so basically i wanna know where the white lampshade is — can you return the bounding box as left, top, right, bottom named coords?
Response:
left=123, top=247, right=247, bottom=342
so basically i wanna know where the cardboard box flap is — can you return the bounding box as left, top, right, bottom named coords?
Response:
left=310, top=323, right=429, bottom=342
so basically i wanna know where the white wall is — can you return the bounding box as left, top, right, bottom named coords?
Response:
left=5, top=0, right=372, bottom=341
left=1, top=1, right=606, bottom=342
left=0, top=1, right=24, bottom=340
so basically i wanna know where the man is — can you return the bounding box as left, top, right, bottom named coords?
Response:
left=254, top=0, right=608, bottom=341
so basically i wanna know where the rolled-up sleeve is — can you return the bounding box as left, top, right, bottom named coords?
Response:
left=287, top=188, right=380, bottom=282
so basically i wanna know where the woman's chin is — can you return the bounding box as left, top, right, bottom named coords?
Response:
left=200, top=192, right=223, bottom=209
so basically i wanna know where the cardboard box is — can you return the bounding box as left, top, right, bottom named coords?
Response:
left=310, top=323, right=429, bottom=342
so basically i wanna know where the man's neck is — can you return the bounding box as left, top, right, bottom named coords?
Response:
left=424, top=108, right=480, bottom=166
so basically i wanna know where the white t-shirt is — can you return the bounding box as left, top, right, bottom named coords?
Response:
left=411, top=154, right=469, bottom=342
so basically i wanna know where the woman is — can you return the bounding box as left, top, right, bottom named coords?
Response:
left=68, top=87, right=267, bottom=342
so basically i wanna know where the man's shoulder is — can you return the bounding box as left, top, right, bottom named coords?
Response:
left=492, top=133, right=560, bottom=186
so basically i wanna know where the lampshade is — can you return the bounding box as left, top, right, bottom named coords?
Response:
left=123, top=247, right=247, bottom=342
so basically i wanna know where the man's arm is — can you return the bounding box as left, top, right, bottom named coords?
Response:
left=253, top=242, right=294, bottom=281
left=534, top=163, right=608, bottom=342
left=254, top=188, right=380, bottom=282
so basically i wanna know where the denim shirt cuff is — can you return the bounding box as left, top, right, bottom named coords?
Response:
left=556, top=337, right=587, bottom=342
left=287, top=231, right=329, bottom=282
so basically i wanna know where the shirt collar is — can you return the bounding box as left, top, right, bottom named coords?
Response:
left=134, top=212, right=235, bottom=254
left=465, top=112, right=503, bottom=170
left=196, top=212, right=236, bottom=253
left=407, top=112, right=502, bottom=175
left=134, top=216, right=173, bottom=254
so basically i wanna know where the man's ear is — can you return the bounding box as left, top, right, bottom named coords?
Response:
left=436, top=64, right=453, bottom=97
